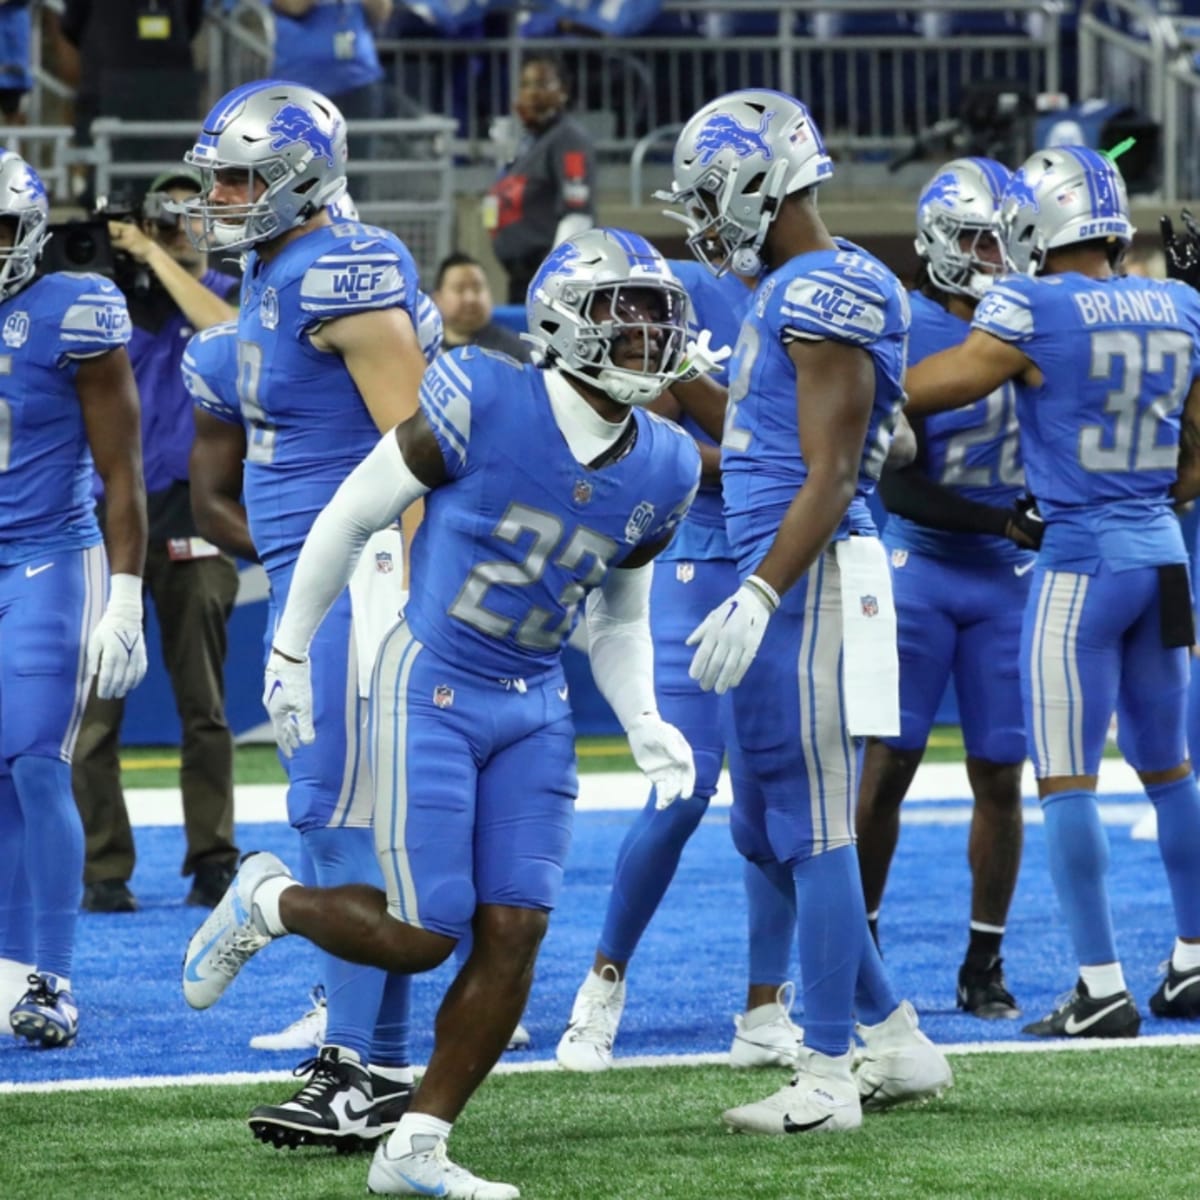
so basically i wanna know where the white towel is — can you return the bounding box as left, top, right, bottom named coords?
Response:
left=834, top=535, right=899, bottom=737
left=348, top=527, right=407, bottom=699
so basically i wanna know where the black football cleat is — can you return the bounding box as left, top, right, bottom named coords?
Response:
left=1022, top=979, right=1141, bottom=1039
left=1149, top=961, right=1200, bottom=1019
left=957, top=957, right=1021, bottom=1020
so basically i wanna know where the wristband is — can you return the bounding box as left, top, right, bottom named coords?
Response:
left=744, top=574, right=780, bottom=613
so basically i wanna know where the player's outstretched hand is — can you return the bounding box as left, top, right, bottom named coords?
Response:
left=686, top=575, right=778, bottom=694
left=626, top=713, right=696, bottom=809
left=1161, top=209, right=1200, bottom=290
left=86, top=574, right=147, bottom=700
left=264, top=648, right=316, bottom=758
left=674, top=329, right=733, bottom=384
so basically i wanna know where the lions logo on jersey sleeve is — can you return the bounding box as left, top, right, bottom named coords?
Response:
left=415, top=288, right=444, bottom=363
left=298, top=224, right=417, bottom=327
left=973, top=278, right=1036, bottom=343
left=182, top=320, right=241, bottom=425
left=53, top=274, right=131, bottom=360
left=419, top=348, right=481, bottom=477
left=776, top=248, right=901, bottom=347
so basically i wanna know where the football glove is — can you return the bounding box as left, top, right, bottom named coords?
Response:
left=686, top=575, right=779, bottom=694
left=1005, top=494, right=1045, bottom=551
left=1161, top=209, right=1200, bottom=290
left=673, top=329, right=733, bottom=384
left=626, top=713, right=696, bottom=808
left=264, top=648, right=316, bottom=758
left=86, top=573, right=147, bottom=700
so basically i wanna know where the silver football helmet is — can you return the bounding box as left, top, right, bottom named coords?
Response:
left=914, top=157, right=1011, bottom=300
left=525, top=228, right=689, bottom=407
left=996, top=146, right=1134, bottom=276
left=177, top=79, right=348, bottom=251
left=0, top=153, right=49, bottom=299
left=657, top=88, right=833, bottom=277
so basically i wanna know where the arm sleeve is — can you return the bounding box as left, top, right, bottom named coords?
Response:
left=585, top=561, right=657, bottom=732
left=271, top=431, right=430, bottom=659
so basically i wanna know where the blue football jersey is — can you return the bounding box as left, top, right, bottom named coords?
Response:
left=235, top=220, right=421, bottom=576
left=665, top=258, right=751, bottom=562
left=182, top=320, right=240, bottom=425
left=407, top=348, right=701, bottom=679
left=885, top=290, right=1027, bottom=565
left=974, top=272, right=1200, bottom=570
left=721, top=240, right=909, bottom=576
left=0, top=272, right=131, bottom=565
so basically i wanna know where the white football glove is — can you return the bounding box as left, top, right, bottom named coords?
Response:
left=264, top=648, right=316, bottom=758
left=626, top=713, right=696, bottom=809
left=86, top=573, right=147, bottom=700
left=686, top=576, right=779, bottom=695
left=674, top=329, right=733, bottom=384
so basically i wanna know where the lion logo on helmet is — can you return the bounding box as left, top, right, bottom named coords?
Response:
left=267, top=102, right=339, bottom=168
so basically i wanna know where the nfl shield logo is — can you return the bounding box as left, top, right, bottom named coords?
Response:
left=573, top=479, right=593, bottom=505
left=860, top=594, right=879, bottom=618
left=375, top=550, right=394, bottom=574
left=3, top=311, right=29, bottom=348
left=260, top=287, right=279, bottom=330
left=890, top=549, right=908, bottom=569
left=433, top=685, right=454, bottom=709
left=675, top=562, right=695, bottom=584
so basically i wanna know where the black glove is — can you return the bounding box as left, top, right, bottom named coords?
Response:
left=1005, top=493, right=1044, bottom=551
left=1161, top=209, right=1200, bottom=290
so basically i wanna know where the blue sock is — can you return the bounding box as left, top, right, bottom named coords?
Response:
left=0, top=770, right=34, bottom=965
left=1146, top=776, right=1200, bottom=938
left=598, top=788, right=709, bottom=963
left=1188, top=655, right=1200, bottom=780
left=745, top=857, right=795, bottom=988
left=1041, top=789, right=1118, bottom=966
left=855, top=927, right=899, bottom=1025
left=370, top=971, right=412, bottom=1069
left=11, top=755, right=79, bottom=979
left=303, top=825, right=388, bottom=1063
left=793, top=846, right=864, bottom=1057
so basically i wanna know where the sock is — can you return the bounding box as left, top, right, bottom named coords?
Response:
left=371, top=1063, right=415, bottom=1086
left=855, top=926, right=899, bottom=1026
left=11, top=755, right=80, bottom=979
left=1040, top=789, right=1118, bottom=967
left=1146, top=776, right=1200, bottom=938
left=745, top=857, right=795, bottom=988
left=966, top=922, right=1005, bottom=968
left=0, top=772, right=34, bottom=967
left=1079, top=962, right=1126, bottom=998
left=1188, top=651, right=1200, bottom=780
left=392, top=1111, right=453, bottom=1152
left=370, top=970, right=412, bottom=1070
left=598, top=787, right=710, bottom=962
left=793, top=846, right=864, bottom=1057
left=1172, top=938, right=1200, bottom=972
left=742, top=989, right=789, bottom=1028
left=253, top=875, right=299, bottom=937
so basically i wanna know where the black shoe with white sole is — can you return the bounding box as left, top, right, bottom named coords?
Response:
left=1149, top=961, right=1200, bottom=1019
left=1022, top=979, right=1141, bottom=1039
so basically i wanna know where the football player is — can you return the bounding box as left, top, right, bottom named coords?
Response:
left=661, top=89, right=952, bottom=1134
left=907, top=146, right=1200, bottom=1034
left=0, top=154, right=148, bottom=1048
left=857, top=158, right=1037, bottom=1020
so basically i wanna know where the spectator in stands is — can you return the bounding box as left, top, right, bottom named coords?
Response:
left=485, top=54, right=596, bottom=303
left=72, top=169, right=240, bottom=914
left=431, top=252, right=530, bottom=361
left=0, top=0, right=32, bottom=127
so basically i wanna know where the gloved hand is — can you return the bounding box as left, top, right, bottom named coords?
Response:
left=1005, top=493, right=1045, bottom=550
left=86, top=573, right=147, bottom=700
left=626, top=712, right=696, bottom=808
left=674, top=328, right=733, bottom=384
left=263, top=648, right=316, bottom=758
left=1161, top=209, right=1200, bottom=290
left=686, top=575, right=779, bottom=694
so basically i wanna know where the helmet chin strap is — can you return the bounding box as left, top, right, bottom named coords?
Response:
left=731, top=245, right=762, bottom=276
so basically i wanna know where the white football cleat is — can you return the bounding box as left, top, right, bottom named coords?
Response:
left=854, top=999, right=954, bottom=1110
left=250, top=985, right=327, bottom=1051
left=722, top=1046, right=862, bottom=1134
left=182, top=851, right=292, bottom=1010
left=555, top=965, right=626, bottom=1073
left=368, top=1133, right=519, bottom=1198
left=506, top=1021, right=531, bottom=1051
left=729, top=981, right=804, bottom=1069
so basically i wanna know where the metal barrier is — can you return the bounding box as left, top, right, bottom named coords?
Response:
left=203, top=0, right=273, bottom=101
left=0, top=124, right=78, bottom=201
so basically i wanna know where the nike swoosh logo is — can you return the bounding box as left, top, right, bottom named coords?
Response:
left=343, top=1099, right=375, bottom=1121
left=1164, top=975, right=1200, bottom=1002
left=557, top=686, right=569, bottom=701
left=183, top=926, right=227, bottom=985
left=1062, top=997, right=1129, bottom=1035
left=782, top=1113, right=832, bottom=1133
left=1014, top=561, right=1035, bottom=577
left=385, top=1165, right=446, bottom=1197
left=24, top=562, right=54, bottom=578
left=349, top=239, right=378, bottom=251
left=115, top=632, right=138, bottom=656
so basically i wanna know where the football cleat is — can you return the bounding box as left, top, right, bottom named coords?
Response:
left=182, top=850, right=292, bottom=1010
left=1150, top=960, right=1200, bottom=1018
left=957, top=957, right=1021, bottom=1020
left=10, top=972, right=78, bottom=1048
left=368, top=1133, right=520, bottom=1198
left=1022, top=979, right=1141, bottom=1038
left=729, top=981, right=804, bottom=1069
left=249, top=985, right=327, bottom=1051
left=722, top=1046, right=861, bottom=1135
left=855, top=1000, right=954, bottom=1110
left=249, top=1046, right=385, bottom=1152
left=555, top=965, right=625, bottom=1073
left=369, top=1069, right=415, bottom=1135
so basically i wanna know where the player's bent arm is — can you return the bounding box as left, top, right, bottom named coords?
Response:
left=1171, top=376, right=1200, bottom=504
left=144, top=244, right=236, bottom=331
left=904, top=330, right=1030, bottom=417
left=650, top=391, right=721, bottom=484
left=189, top=410, right=257, bottom=561
left=753, top=339, right=874, bottom=598
left=669, top=374, right=728, bottom=445
left=886, top=410, right=917, bottom=469
left=77, top=347, right=148, bottom=578
left=271, top=413, right=448, bottom=660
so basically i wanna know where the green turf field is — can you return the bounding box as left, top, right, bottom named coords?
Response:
left=2, top=1048, right=1194, bottom=1199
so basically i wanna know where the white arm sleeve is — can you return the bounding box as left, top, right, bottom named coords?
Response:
left=585, top=560, right=657, bottom=732
left=272, top=431, right=430, bottom=660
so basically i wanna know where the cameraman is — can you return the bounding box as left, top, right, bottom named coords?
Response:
left=73, top=168, right=241, bottom=913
